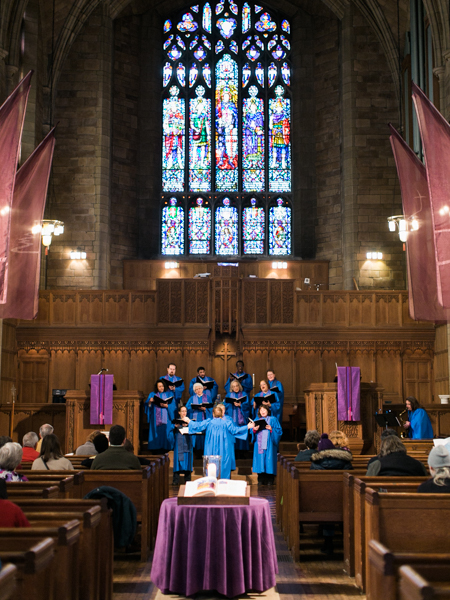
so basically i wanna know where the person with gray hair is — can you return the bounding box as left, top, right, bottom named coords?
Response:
left=186, top=378, right=214, bottom=457
left=36, top=423, right=54, bottom=453
left=295, top=430, right=320, bottom=462
left=417, top=446, right=450, bottom=493
left=21, top=432, right=40, bottom=464
left=0, top=442, right=28, bottom=481
left=75, top=430, right=102, bottom=455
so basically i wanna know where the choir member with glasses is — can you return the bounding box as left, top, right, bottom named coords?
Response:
left=224, top=360, right=253, bottom=396
left=186, top=382, right=213, bottom=456
left=189, top=366, right=218, bottom=403
left=252, top=379, right=281, bottom=421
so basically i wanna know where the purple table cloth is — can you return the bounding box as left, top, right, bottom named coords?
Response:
left=151, top=497, right=278, bottom=597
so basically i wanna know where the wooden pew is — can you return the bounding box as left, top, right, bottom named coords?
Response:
left=6, top=484, right=59, bottom=499
left=17, top=471, right=84, bottom=498
left=0, top=537, right=55, bottom=600
left=0, top=520, right=80, bottom=600
left=11, top=475, right=75, bottom=498
left=0, top=563, right=17, bottom=600
left=399, top=564, right=450, bottom=600
left=365, top=490, right=450, bottom=598
left=368, top=540, right=450, bottom=600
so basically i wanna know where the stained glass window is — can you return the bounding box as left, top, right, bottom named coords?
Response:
left=162, top=198, right=185, bottom=255
left=161, top=2, right=292, bottom=256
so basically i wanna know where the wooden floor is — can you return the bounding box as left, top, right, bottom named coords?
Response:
left=113, top=484, right=364, bottom=600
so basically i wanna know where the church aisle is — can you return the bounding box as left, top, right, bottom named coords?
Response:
left=113, top=484, right=364, bottom=600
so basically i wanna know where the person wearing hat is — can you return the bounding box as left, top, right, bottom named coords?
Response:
left=417, top=446, right=450, bottom=493
left=251, top=405, right=283, bottom=485
left=310, top=433, right=353, bottom=470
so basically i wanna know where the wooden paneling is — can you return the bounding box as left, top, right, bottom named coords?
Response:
left=0, top=403, right=66, bottom=446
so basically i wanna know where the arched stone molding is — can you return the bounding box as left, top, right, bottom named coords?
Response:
left=422, top=0, right=449, bottom=68
left=4, top=0, right=28, bottom=74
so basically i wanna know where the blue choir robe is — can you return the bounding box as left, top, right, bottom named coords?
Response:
left=268, top=378, right=284, bottom=412
left=222, top=414, right=237, bottom=471
left=160, top=375, right=185, bottom=406
left=252, top=416, right=283, bottom=475
left=225, top=392, right=250, bottom=451
left=408, top=408, right=434, bottom=439
left=186, top=392, right=213, bottom=452
left=252, top=391, right=282, bottom=421
left=172, top=426, right=193, bottom=473
left=144, top=391, right=175, bottom=450
left=188, top=376, right=218, bottom=403
left=224, top=372, right=253, bottom=396
left=187, top=417, right=249, bottom=479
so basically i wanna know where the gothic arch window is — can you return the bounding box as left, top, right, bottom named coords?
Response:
left=161, top=2, right=292, bottom=257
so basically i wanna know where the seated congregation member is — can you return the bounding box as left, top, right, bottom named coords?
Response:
left=160, top=362, right=184, bottom=407
left=225, top=379, right=250, bottom=456
left=184, top=406, right=254, bottom=479
left=0, top=443, right=28, bottom=481
left=91, top=425, right=141, bottom=470
left=329, top=430, right=350, bottom=451
left=403, top=396, right=434, bottom=439
left=172, top=405, right=193, bottom=486
left=35, top=423, right=54, bottom=453
left=417, top=446, right=450, bottom=493
left=144, top=380, right=175, bottom=454
left=225, top=360, right=253, bottom=397
left=252, top=380, right=281, bottom=421
left=295, top=430, right=320, bottom=462
left=252, top=405, right=282, bottom=485
left=81, top=433, right=109, bottom=468
left=365, top=434, right=427, bottom=476
left=189, top=366, right=218, bottom=403
left=0, top=498, right=30, bottom=528
left=20, top=431, right=40, bottom=464
left=186, top=382, right=213, bottom=454
left=310, top=433, right=353, bottom=470
left=366, top=428, right=398, bottom=468
left=123, top=439, right=150, bottom=465
left=32, top=434, right=73, bottom=470
left=75, top=430, right=102, bottom=455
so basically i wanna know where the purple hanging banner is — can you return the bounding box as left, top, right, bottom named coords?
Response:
left=90, top=374, right=114, bottom=425
left=337, top=367, right=360, bottom=421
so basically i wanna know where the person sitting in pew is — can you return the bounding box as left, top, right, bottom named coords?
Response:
left=329, top=430, right=351, bottom=451
left=366, top=428, right=399, bottom=469
left=295, top=430, right=320, bottom=462
left=32, top=434, right=74, bottom=471
left=80, top=433, right=109, bottom=468
left=19, top=432, right=40, bottom=466
left=91, top=425, right=141, bottom=470
left=0, top=481, right=30, bottom=527
left=417, top=445, right=450, bottom=493
left=365, top=434, right=427, bottom=476
left=310, top=433, right=353, bottom=470
left=35, top=423, right=54, bottom=453
left=0, top=443, right=29, bottom=481
left=75, top=430, right=102, bottom=455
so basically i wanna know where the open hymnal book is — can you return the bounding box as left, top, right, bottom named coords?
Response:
left=184, top=477, right=248, bottom=497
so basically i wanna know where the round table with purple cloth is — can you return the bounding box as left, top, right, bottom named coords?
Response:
left=150, top=497, right=278, bottom=597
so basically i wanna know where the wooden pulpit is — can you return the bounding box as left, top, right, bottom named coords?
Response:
left=304, top=382, right=384, bottom=454
left=65, top=389, right=144, bottom=454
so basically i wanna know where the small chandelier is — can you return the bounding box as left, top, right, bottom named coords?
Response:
left=31, top=219, right=65, bottom=246
left=387, top=215, right=418, bottom=242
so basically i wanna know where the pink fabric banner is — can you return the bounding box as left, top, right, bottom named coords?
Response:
left=0, top=129, right=55, bottom=320
left=337, top=367, right=360, bottom=422
left=389, top=124, right=450, bottom=322
left=412, top=82, right=450, bottom=308
left=0, top=71, right=33, bottom=304
left=90, top=374, right=114, bottom=425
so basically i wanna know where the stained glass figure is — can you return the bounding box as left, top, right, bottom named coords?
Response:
left=215, top=55, right=239, bottom=191
left=242, top=63, right=251, bottom=87
left=203, top=3, right=212, bottom=32
left=163, top=62, right=173, bottom=87
left=269, top=87, right=290, bottom=192
left=242, top=3, right=251, bottom=32
left=202, top=35, right=211, bottom=49
left=162, top=198, right=185, bottom=255
left=246, top=46, right=260, bottom=61
left=168, top=46, right=183, bottom=61
left=191, top=5, right=199, bottom=12
left=255, top=36, right=264, bottom=50
left=178, top=13, right=198, bottom=33
left=268, top=39, right=276, bottom=51
left=189, top=64, right=198, bottom=87
left=190, top=36, right=199, bottom=49
left=269, top=199, right=291, bottom=255
left=229, top=0, right=238, bottom=15
left=281, top=62, right=290, bottom=85
left=189, top=86, right=211, bottom=192
left=215, top=40, right=225, bottom=53
left=255, top=12, right=276, bottom=32
left=243, top=199, right=265, bottom=254
left=164, top=35, right=173, bottom=50
left=203, top=63, right=212, bottom=87
left=194, top=46, right=207, bottom=61
left=271, top=45, right=285, bottom=60
left=217, top=17, right=237, bottom=38
left=164, top=20, right=172, bottom=33
left=215, top=200, right=238, bottom=255
left=189, top=198, right=212, bottom=253
left=162, top=87, right=185, bottom=192
left=280, top=35, right=290, bottom=50
left=177, top=36, right=186, bottom=49
left=268, top=62, right=277, bottom=87
left=255, top=5, right=263, bottom=13
left=177, top=63, right=186, bottom=86
left=243, top=86, right=264, bottom=192
left=216, top=1, right=224, bottom=14
left=281, top=19, right=290, bottom=34
left=242, top=37, right=251, bottom=50
left=255, top=63, right=264, bottom=87
left=230, top=40, right=238, bottom=54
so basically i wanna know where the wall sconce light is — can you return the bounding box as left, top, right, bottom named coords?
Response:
left=38, top=219, right=64, bottom=247
left=387, top=215, right=418, bottom=242
left=165, top=261, right=179, bottom=269
left=272, top=261, right=287, bottom=269
left=70, top=248, right=86, bottom=260
left=366, top=252, right=383, bottom=260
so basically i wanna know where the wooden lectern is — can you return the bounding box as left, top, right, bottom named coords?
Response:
left=304, top=382, right=384, bottom=454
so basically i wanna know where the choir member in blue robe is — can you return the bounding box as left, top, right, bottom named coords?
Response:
left=172, top=406, right=193, bottom=486
left=267, top=369, right=284, bottom=413
left=186, top=382, right=213, bottom=453
left=252, top=405, right=283, bottom=485
left=224, top=360, right=253, bottom=397
left=217, top=403, right=237, bottom=472
left=144, top=380, right=175, bottom=452
left=252, top=380, right=282, bottom=421
left=404, top=396, right=434, bottom=439
left=160, top=363, right=185, bottom=407
left=188, top=366, right=218, bottom=403
left=224, top=379, right=250, bottom=453
left=184, top=406, right=254, bottom=479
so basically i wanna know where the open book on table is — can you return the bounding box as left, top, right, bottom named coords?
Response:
left=184, top=477, right=248, bottom=497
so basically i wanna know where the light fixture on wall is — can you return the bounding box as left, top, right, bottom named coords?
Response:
left=33, top=219, right=64, bottom=246
left=387, top=215, right=418, bottom=242
left=272, top=261, right=287, bottom=269
left=366, top=252, right=383, bottom=260
left=70, top=248, right=86, bottom=260
left=165, top=261, right=179, bottom=269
